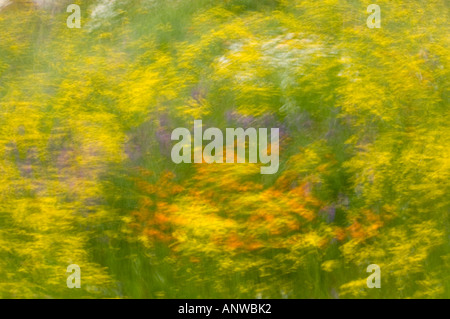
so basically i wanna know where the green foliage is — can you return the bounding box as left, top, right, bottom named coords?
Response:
left=0, top=0, right=448, bottom=298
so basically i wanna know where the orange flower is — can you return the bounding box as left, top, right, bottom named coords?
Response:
left=348, top=221, right=365, bottom=240
left=227, top=234, right=244, bottom=250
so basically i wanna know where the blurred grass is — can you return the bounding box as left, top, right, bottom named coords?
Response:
left=0, top=0, right=449, bottom=298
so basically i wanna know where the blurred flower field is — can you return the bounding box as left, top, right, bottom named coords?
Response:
left=0, top=0, right=449, bottom=298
